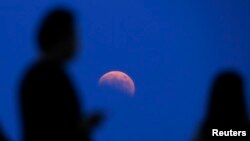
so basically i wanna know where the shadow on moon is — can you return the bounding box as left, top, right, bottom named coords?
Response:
left=98, top=71, right=135, bottom=96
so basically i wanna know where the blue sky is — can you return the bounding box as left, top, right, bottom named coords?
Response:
left=0, top=0, right=250, bottom=141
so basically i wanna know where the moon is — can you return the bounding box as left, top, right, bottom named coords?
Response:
left=98, top=71, right=135, bottom=96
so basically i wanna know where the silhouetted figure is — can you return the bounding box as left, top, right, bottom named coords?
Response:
left=196, top=71, right=250, bottom=140
left=0, top=126, right=7, bottom=141
left=20, top=9, right=102, bottom=141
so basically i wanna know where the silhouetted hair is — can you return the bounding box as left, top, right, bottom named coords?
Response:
left=37, top=9, right=74, bottom=53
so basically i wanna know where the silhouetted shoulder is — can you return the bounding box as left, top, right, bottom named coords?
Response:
left=22, top=61, right=62, bottom=81
left=20, top=61, right=69, bottom=94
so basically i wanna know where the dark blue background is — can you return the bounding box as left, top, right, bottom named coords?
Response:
left=0, top=0, right=250, bottom=141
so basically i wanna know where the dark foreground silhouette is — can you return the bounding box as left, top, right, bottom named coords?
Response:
left=196, top=71, right=250, bottom=140
left=0, top=126, right=7, bottom=141
left=20, top=9, right=102, bottom=141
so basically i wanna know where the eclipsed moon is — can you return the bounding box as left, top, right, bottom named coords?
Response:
left=98, top=71, right=135, bottom=96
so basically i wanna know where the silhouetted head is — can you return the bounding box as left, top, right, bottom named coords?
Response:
left=37, top=8, right=76, bottom=62
left=196, top=71, right=250, bottom=140
left=206, top=71, right=248, bottom=126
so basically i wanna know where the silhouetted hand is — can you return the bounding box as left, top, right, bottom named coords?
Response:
left=87, top=112, right=105, bottom=129
left=80, top=111, right=105, bottom=133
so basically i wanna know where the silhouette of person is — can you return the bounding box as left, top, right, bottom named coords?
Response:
left=20, top=8, right=103, bottom=141
left=195, top=71, right=250, bottom=140
left=0, top=126, right=7, bottom=141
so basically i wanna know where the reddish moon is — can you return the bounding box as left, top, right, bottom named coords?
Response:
left=98, top=71, right=135, bottom=96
